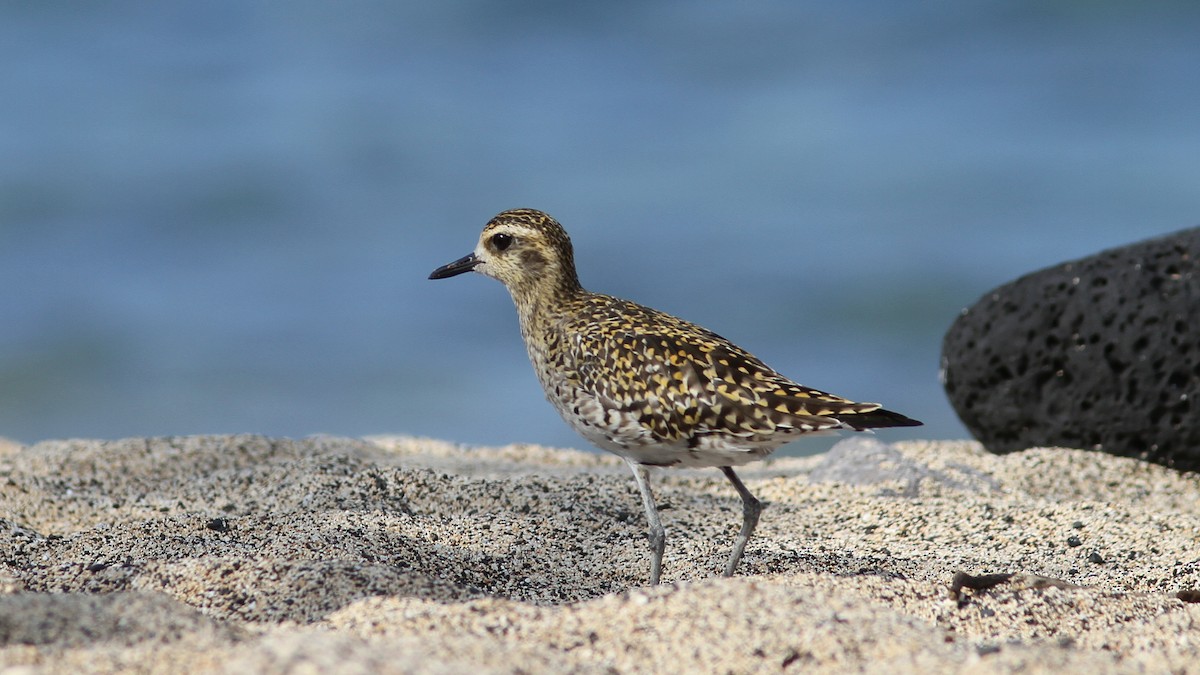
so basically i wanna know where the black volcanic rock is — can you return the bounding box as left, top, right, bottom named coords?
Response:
left=942, top=227, right=1200, bottom=470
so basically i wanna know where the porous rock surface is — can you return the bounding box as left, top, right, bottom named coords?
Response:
left=942, top=227, right=1199, bottom=468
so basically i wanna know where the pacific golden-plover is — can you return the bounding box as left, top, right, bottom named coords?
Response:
left=429, top=208, right=921, bottom=584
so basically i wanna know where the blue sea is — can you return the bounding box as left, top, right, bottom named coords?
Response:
left=2, top=2, right=1198, bottom=454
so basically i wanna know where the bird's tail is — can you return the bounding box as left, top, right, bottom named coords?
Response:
left=834, top=407, right=923, bottom=431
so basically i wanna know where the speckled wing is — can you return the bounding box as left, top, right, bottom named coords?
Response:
left=562, top=296, right=880, bottom=451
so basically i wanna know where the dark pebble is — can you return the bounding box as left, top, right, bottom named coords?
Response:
left=1176, top=589, right=1200, bottom=603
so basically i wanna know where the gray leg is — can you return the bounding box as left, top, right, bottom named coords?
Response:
left=720, top=466, right=763, bottom=577
left=625, top=459, right=665, bottom=585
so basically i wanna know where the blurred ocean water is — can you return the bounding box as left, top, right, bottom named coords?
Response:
left=2, top=2, right=1198, bottom=453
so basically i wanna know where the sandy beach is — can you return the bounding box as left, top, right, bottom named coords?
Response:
left=1, top=434, right=1198, bottom=673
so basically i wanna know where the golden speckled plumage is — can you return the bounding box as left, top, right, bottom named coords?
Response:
left=542, top=292, right=887, bottom=466
left=430, top=208, right=921, bottom=583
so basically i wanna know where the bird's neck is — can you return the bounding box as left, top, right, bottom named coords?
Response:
left=510, top=278, right=586, bottom=348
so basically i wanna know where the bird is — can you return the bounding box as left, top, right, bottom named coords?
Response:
left=429, top=208, right=921, bottom=584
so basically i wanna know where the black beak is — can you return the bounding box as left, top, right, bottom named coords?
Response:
left=428, top=253, right=480, bottom=279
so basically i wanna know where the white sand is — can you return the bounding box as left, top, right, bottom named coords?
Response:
left=1, top=434, right=1198, bottom=673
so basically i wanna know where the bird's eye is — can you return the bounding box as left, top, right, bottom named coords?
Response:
left=491, top=232, right=514, bottom=251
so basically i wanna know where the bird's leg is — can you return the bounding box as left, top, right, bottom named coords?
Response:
left=719, top=466, right=763, bottom=577
left=625, top=459, right=665, bottom=585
